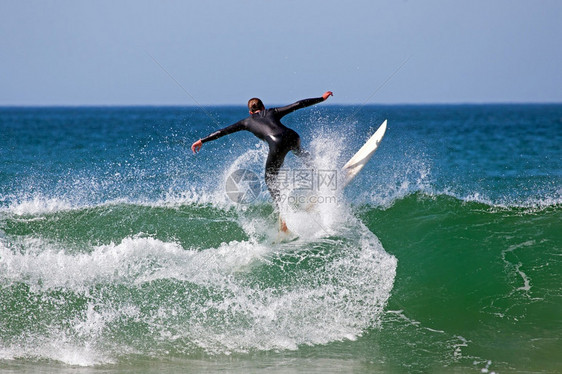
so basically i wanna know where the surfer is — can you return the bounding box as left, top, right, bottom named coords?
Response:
left=191, top=91, right=333, bottom=232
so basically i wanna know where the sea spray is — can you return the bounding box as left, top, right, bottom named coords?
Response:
left=1, top=105, right=560, bottom=372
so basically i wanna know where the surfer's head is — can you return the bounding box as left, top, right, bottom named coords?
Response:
left=248, top=98, right=265, bottom=114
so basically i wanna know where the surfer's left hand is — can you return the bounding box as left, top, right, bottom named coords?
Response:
left=191, top=139, right=203, bottom=154
left=322, top=91, right=333, bottom=101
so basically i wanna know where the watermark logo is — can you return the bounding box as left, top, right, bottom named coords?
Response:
left=272, top=169, right=338, bottom=192
left=225, top=169, right=261, bottom=204
left=225, top=168, right=340, bottom=205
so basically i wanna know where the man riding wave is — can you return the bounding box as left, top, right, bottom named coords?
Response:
left=192, top=91, right=333, bottom=232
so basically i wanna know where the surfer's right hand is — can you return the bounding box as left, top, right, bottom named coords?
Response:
left=191, top=139, right=203, bottom=154
left=322, top=91, right=333, bottom=100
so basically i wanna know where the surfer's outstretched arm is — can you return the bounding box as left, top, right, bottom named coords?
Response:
left=191, top=120, right=246, bottom=154
left=274, top=91, right=333, bottom=118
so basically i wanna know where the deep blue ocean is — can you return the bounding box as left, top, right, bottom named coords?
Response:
left=0, top=104, right=561, bottom=373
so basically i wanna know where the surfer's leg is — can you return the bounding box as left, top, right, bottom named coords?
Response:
left=265, top=141, right=291, bottom=232
left=286, top=131, right=312, bottom=167
left=265, top=147, right=288, bottom=207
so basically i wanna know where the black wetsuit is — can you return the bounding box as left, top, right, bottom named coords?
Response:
left=200, top=97, right=325, bottom=205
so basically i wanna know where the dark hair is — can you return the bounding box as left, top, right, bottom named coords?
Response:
left=248, top=98, right=264, bottom=113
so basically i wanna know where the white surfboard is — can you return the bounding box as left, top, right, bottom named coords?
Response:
left=342, top=120, right=387, bottom=187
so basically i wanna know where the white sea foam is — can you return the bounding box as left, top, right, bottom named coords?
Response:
left=0, top=202, right=397, bottom=363
left=0, top=234, right=276, bottom=293
left=501, top=240, right=535, bottom=296
left=5, top=195, right=74, bottom=216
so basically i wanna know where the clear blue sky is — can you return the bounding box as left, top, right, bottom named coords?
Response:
left=1, top=0, right=561, bottom=106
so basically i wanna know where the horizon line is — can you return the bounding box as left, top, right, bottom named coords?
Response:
left=1, top=101, right=562, bottom=108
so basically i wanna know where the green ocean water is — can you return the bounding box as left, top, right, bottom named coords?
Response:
left=1, top=105, right=561, bottom=372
